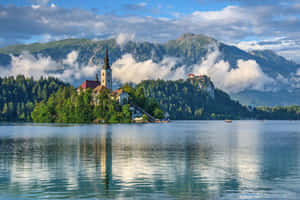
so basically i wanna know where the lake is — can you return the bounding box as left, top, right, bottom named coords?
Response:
left=0, top=121, right=300, bottom=199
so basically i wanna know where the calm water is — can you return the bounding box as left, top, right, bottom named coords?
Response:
left=0, top=121, right=300, bottom=199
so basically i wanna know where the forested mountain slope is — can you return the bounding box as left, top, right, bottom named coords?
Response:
left=0, top=33, right=300, bottom=106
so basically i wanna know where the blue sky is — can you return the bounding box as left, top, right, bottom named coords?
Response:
left=2, top=0, right=233, bottom=16
left=1, top=0, right=300, bottom=61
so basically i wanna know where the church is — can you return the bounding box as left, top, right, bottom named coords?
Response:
left=77, top=49, right=129, bottom=105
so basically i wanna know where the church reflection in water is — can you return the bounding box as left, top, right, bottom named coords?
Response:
left=0, top=129, right=214, bottom=199
left=1, top=122, right=300, bottom=199
left=77, top=131, right=114, bottom=193
left=100, top=132, right=112, bottom=190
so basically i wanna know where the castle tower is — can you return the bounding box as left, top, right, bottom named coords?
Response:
left=101, top=48, right=112, bottom=90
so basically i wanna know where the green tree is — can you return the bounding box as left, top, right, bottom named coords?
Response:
left=154, top=108, right=164, bottom=119
left=142, top=114, right=148, bottom=122
left=121, top=104, right=132, bottom=123
left=31, top=101, right=53, bottom=123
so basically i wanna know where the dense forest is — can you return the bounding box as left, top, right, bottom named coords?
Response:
left=0, top=75, right=67, bottom=121
left=136, top=77, right=300, bottom=120
left=1, top=75, right=300, bottom=122
left=31, top=83, right=163, bottom=123
left=254, top=106, right=300, bottom=120
left=136, top=77, right=250, bottom=120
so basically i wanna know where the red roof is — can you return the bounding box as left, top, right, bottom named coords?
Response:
left=78, top=80, right=100, bottom=90
left=188, top=73, right=195, bottom=77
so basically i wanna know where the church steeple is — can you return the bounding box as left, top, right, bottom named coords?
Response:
left=101, top=48, right=112, bottom=90
left=95, top=72, right=99, bottom=82
left=103, top=48, right=110, bottom=70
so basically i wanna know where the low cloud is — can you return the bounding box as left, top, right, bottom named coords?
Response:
left=3, top=51, right=62, bottom=79
left=236, top=37, right=300, bottom=63
left=112, top=49, right=275, bottom=93
left=112, top=54, right=185, bottom=84
left=0, top=52, right=186, bottom=86
left=0, top=51, right=98, bottom=84
left=116, top=33, right=135, bottom=48
left=0, top=49, right=298, bottom=94
left=191, top=49, right=274, bottom=93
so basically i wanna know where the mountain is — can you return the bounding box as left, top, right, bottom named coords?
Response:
left=0, top=33, right=300, bottom=106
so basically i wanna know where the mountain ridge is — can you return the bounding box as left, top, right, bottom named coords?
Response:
left=0, top=33, right=299, bottom=106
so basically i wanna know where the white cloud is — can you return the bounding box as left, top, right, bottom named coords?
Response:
left=191, top=49, right=274, bottom=93
left=112, top=54, right=185, bottom=84
left=1, top=2, right=300, bottom=64
left=0, top=48, right=298, bottom=94
left=0, top=0, right=300, bottom=66
left=112, top=49, right=275, bottom=93
left=235, top=37, right=300, bottom=63
left=116, top=33, right=135, bottom=48
left=0, top=52, right=185, bottom=86
left=191, top=6, right=249, bottom=24
left=63, top=51, right=79, bottom=66
left=0, top=51, right=98, bottom=84
left=32, top=5, right=41, bottom=9
left=8, top=51, right=62, bottom=79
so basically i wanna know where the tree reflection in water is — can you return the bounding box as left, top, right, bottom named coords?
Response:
left=0, top=121, right=300, bottom=199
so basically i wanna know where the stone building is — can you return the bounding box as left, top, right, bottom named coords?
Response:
left=112, top=89, right=129, bottom=105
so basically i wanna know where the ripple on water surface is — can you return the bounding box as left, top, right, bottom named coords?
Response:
left=0, top=121, right=300, bottom=199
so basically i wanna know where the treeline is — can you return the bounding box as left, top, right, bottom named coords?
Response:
left=0, top=75, right=67, bottom=121
left=1, top=75, right=300, bottom=122
left=254, top=106, right=300, bottom=120
left=31, top=84, right=163, bottom=123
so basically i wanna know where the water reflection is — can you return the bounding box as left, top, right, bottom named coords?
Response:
left=0, top=121, right=300, bottom=199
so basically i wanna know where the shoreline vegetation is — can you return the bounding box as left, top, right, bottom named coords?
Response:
left=1, top=75, right=300, bottom=123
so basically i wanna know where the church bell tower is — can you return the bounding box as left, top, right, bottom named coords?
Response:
left=101, top=48, right=112, bottom=90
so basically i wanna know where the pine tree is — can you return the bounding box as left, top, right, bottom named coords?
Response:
left=2, top=103, right=8, bottom=120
